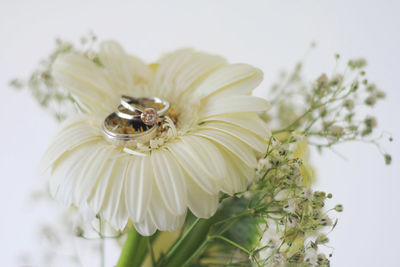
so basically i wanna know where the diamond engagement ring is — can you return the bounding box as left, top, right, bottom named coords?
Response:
left=120, top=95, right=170, bottom=126
left=102, top=96, right=170, bottom=146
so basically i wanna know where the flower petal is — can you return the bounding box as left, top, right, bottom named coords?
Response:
left=87, top=152, right=118, bottom=215
left=199, top=121, right=267, bottom=153
left=199, top=112, right=270, bottom=139
left=199, top=95, right=270, bottom=118
left=194, top=64, right=263, bottom=99
left=125, top=155, right=153, bottom=223
left=50, top=142, right=103, bottom=206
left=99, top=155, right=130, bottom=229
left=151, top=49, right=226, bottom=98
left=193, top=129, right=257, bottom=168
left=179, top=135, right=228, bottom=182
left=39, top=115, right=102, bottom=174
left=166, top=139, right=219, bottom=195
left=150, top=149, right=187, bottom=215
left=128, top=55, right=153, bottom=85
left=99, top=41, right=135, bottom=93
left=74, top=145, right=115, bottom=206
left=148, top=183, right=186, bottom=231
left=134, top=213, right=157, bottom=236
left=186, top=178, right=218, bottom=218
left=52, top=53, right=115, bottom=112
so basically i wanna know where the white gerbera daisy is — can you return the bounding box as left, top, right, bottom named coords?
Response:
left=40, top=41, right=270, bottom=236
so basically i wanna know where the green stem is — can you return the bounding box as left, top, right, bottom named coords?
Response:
left=160, top=216, right=218, bottom=266
left=210, top=235, right=251, bottom=254
left=117, top=227, right=148, bottom=267
left=163, top=218, right=200, bottom=260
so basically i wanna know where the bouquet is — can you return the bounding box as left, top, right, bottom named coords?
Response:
left=11, top=34, right=391, bottom=267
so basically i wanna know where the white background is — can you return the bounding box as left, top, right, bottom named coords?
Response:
left=1, top=0, right=399, bottom=266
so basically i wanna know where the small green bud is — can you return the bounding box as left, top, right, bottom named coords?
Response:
left=384, top=154, right=392, bottom=165
left=316, top=234, right=329, bottom=244
left=361, top=128, right=372, bottom=136
left=350, top=80, right=359, bottom=92
left=327, top=193, right=333, bottom=199
left=343, top=99, right=355, bottom=110
left=75, top=226, right=84, bottom=237
left=329, top=125, right=344, bottom=137
left=348, top=125, right=358, bottom=131
left=334, top=204, right=343, bottom=212
left=376, top=91, right=386, bottom=99
left=366, top=84, right=376, bottom=92
left=365, top=95, right=377, bottom=106
left=319, top=107, right=327, bottom=117
left=364, top=117, right=377, bottom=128
left=348, top=58, right=367, bottom=69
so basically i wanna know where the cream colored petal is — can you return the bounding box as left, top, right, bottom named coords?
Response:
left=200, top=112, right=271, bottom=139
left=218, top=148, right=252, bottom=193
left=87, top=152, right=118, bottom=215
left=194, top=64, right=263, bottom=99
left=99, top=41, right=135, bottom=94
left=193, top=129, right=257, bottom=168
left=166, top=139, right=219, bottom=195
left=199, top=121, right=267, bottom=153
left=50, top=142, right=99, bottom=206
left=150, top=149, right=187, bottom=215
left=134, top=213, right=157, bottom=236
left=186, top=178, right=219, bottom=218
left=128, top=55, right=153, bottom=84
left=39, top=115, right=102, bottom=174
left=74, top=145, right=115, bottom=206
left=173, top=53, right=226, bottom=94
left=151, top=49, right=193, bottom=96
left=99, top=155, right=130, bottom=230
left=179, top=135, right=228, bottom=182
left=148, top=183, right=187, bottom=231
left=199, top=95, right=270, bottom=118
left=52, top=53, right=115, bottom=112
left=125, top=155, right=153, bottom=223
left=151, top=49, right=226, bottom=97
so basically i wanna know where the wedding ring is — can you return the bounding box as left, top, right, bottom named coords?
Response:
left=101, top=95, right=170, bottom=147
left=102, top=112, right=158, bottom=147
left=120, top=95, right=170, bottom=118
left=115, top=105, right=141, bottom=121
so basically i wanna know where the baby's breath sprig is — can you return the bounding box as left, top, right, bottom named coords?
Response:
left=9, top=33, right=99, bottom=121
left=269, top=55, right=392, bottom=165
left=163, top=134, right=339, bottom=267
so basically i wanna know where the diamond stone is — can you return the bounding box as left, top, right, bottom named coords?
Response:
left=141, top=108, right=158, bottom=126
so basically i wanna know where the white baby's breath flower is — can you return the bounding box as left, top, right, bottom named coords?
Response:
left=283, top=198, right=297, bottom=214
left=39, top=41, right=270, bottom=235
left=305, top=247, right=318, bottom=266
left=258, top=220, right=283, bottom=260
left=302, top=188, right=313, bottom=200
left=256, top=157, right=272, bottom=179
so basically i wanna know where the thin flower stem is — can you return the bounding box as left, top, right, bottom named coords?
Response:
left=160, top=216, right=218, bottom=266
left=181, top=239, right=209, bottom=267
left=147, top=237, right=156, bottom=266
left=163, top=218, right=200, bottom=260
left=209, top=235, right=250, bottom=254
left=116, top=227, right=148, bottom=267
left=99, top=218, right=105, bottom=267
left=216, top=218, right=240, bottom=236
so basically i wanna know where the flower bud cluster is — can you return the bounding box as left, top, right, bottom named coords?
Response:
left=251, top=136, right=340, bottom=266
